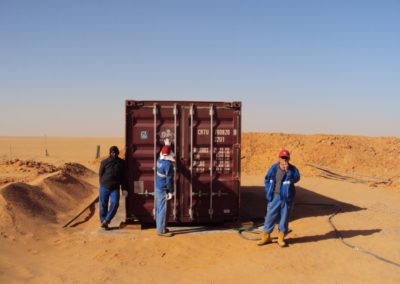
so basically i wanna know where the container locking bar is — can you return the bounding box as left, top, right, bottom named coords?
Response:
left=189, top=104, right=194, bottom=220
left=173, top=104, right=178, bottom=220
left=209, top=104, right=214, bottom=219
left=153, top=103, right=158, bottom=219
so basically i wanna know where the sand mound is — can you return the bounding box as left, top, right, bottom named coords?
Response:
left=0, top=159, right=60, bottom=186
left=242, top=133, right=400, bottom=188
left=61, top=162, right=97, bottom=177
left=0, top=164, right=96, bottom=236
left=41, top=172, right=95, bottom=211
left=0, top=195, right=15, bottom=238
left=1, top=182, right=57, bottom=223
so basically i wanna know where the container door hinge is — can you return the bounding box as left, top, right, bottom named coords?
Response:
left=211, top=191, right=228, bottom=197
left=137, top=190, right=155, bottom=196
left=189, top=208, right=193, bottom=219
left=192, top=191, right=207, bottom=197
left=208, top=208, right=214, bottom=218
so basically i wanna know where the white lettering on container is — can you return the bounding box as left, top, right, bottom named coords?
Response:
left=214, top=136, right=225, bottom=143
left=197, top=129, right=210, bottom=135
left=215, top=129, right=231, bottom=136
left=196, top=147, right=209, bottom=154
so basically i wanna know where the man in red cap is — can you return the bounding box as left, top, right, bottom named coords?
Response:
left=155, top=146, right=175, bottom=237
left=258, top=148, right=300, bottom=247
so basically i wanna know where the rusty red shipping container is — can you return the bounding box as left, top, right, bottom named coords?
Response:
left=125, top=100, right=241, bottom=223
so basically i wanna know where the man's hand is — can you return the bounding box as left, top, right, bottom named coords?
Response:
left=166, top=192, right=173, bottom=200
left=122, top=190, right=128, bottom=198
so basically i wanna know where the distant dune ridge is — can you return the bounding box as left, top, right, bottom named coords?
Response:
left=242, top=133, right=400, bottom=188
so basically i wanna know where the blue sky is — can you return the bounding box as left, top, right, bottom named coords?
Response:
left=1, top=0, right=399, bottom=137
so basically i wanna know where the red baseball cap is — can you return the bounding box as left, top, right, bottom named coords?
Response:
left=278, top=149, right=290, bottom=159
left=161, top=146, right=171, bottom=156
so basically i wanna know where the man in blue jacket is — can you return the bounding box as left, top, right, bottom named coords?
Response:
left=155, top=146, right=175, bottom=237
left=258, top=149, right=300, bottom=247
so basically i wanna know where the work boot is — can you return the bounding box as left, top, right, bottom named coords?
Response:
left=257, top=232, right=271, bottom=246
left=101, top=220, right=109, bottom=230
left=277, top=231, right=286, bottom=247
left=157, top=231, right=174, bottom=237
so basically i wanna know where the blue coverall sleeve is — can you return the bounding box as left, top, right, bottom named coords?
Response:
left=264, top=165, right=275, bottom=189
left=291, top=166, right=300, bottom=183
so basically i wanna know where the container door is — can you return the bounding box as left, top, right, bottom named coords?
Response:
left=180, top=103, right=241, bottom=222
left=126, top=102, right=180, bottom=223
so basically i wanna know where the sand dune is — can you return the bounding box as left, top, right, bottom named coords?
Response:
left=0, top=163, right=97, bottom=238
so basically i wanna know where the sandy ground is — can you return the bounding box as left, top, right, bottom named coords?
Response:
left=0, top=135, right=399, bottom=283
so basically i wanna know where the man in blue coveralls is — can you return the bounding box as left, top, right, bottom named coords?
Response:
left=155, top=146, right=175, bottom=237
left=258, top=149, right=300, bottom=247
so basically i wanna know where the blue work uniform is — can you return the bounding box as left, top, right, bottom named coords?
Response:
left=263, top=163, right=300, bottom=234
left=155, top=158, right=174, bottom=234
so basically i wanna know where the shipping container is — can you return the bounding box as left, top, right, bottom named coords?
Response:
left=125, top=100, right=241, bottom=224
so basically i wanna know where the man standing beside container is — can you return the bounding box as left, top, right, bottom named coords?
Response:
left=155, top=146, right=175, bottom=237
left=99, top=146, right=128, bottom=230
left=258, top=149, right=300, bottom=247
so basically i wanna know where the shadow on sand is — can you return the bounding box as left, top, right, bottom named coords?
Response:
left=240, top=185, right=381, bottom=243
left=240, top=185, right=365, bottom=222
left=69, top=202, right=96, bottom=227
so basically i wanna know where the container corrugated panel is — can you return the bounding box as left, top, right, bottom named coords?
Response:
left=125, top=100, right=241, bottom=223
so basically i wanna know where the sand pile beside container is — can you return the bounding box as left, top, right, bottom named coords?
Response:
left=0, top=163, right=97, bottom=237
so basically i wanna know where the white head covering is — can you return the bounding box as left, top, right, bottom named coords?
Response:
left=160, top=139, right=175, bottom=161
left=161, top=153, right=175, bottom=162
left=164, top=138, right=171, bottom=146
left=160, top=153, right=175, bottom=162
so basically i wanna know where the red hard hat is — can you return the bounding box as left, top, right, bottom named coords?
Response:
left=161, top=146, right=171, bottom=156
left=278, top=149, right=290, bottom=159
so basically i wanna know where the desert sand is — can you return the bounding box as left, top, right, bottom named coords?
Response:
left=0, top=134, right=399, bottom=283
